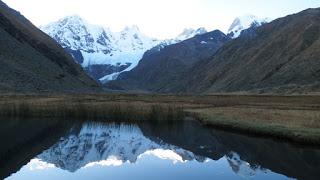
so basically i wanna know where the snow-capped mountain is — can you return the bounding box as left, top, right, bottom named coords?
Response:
left=227, top=15, right=270, bottom=38
left=41, top=16, right=207, bottom=82
left=38, top=122, right=204, bottom=172
left=40, top=15, right=160, bottom=81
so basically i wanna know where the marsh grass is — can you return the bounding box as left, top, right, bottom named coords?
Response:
left=0, top=97, right=185, bottom=122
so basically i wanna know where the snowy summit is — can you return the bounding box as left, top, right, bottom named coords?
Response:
left=227, top=15, right=270, bottom=38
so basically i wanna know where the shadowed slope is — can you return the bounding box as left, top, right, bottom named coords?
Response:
left=0, top=1, right=100, bottom=93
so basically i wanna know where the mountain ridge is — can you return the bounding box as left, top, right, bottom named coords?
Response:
left=106, top=8, right=320, bottom=94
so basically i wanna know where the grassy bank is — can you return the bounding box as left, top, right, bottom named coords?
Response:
left=0, top=94, right=319, bottom=144
left=187, top=107, right=320, bottom=145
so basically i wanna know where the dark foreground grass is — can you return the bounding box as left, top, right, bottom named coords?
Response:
left=0, top=93, right=319, bottom=144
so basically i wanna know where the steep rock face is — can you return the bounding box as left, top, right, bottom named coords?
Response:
left=182, top=8, right=320, bottom=93
left=106, top=30, right=231, bottom=92
left=0, top=1, right=100, bottom=93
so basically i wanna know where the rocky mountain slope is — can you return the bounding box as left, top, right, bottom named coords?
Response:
left=0, top=1, right=100, bottom=93
left=41, top=17, right=207, bottom=82
left=106, top=30, right=231, bottom=91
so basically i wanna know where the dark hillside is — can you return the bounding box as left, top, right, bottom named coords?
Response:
left=106, top=30, right=230, bottom=92
left=0, top=1, right=100, bottom=93
left=183, top=8, right=320, bottom=93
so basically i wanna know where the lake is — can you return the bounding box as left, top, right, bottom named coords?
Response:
left=1, top=118, right=320, bottom=180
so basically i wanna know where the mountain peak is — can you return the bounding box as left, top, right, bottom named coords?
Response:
left=123, top=25, right=140, bottom=32
left=228, top=14, right=270, bottom=38
left=120, top=25, right=143, bottom=37
left=195, top=27, right=208, bottom=34
left=176, top=27, right=207, bottom=41
left=58, top=15, right=87, bottom=26
left=64, top=15, right=84, bottom=21
left=40, top=15, right=90, bottom=34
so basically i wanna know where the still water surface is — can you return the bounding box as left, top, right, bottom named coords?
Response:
left=1, top=119, right=320, bottom=180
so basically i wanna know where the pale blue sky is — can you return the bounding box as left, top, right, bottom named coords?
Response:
left=3, top=0, right=320, bottom=39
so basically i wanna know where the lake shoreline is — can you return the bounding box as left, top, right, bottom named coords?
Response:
left=0, top=93, right=319, bottom=145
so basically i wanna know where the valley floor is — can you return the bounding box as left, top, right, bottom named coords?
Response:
left=0, top=93, right=319, bottom=145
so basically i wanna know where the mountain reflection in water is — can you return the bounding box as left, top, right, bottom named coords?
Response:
left=1, top=119, right=320, bottom=180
